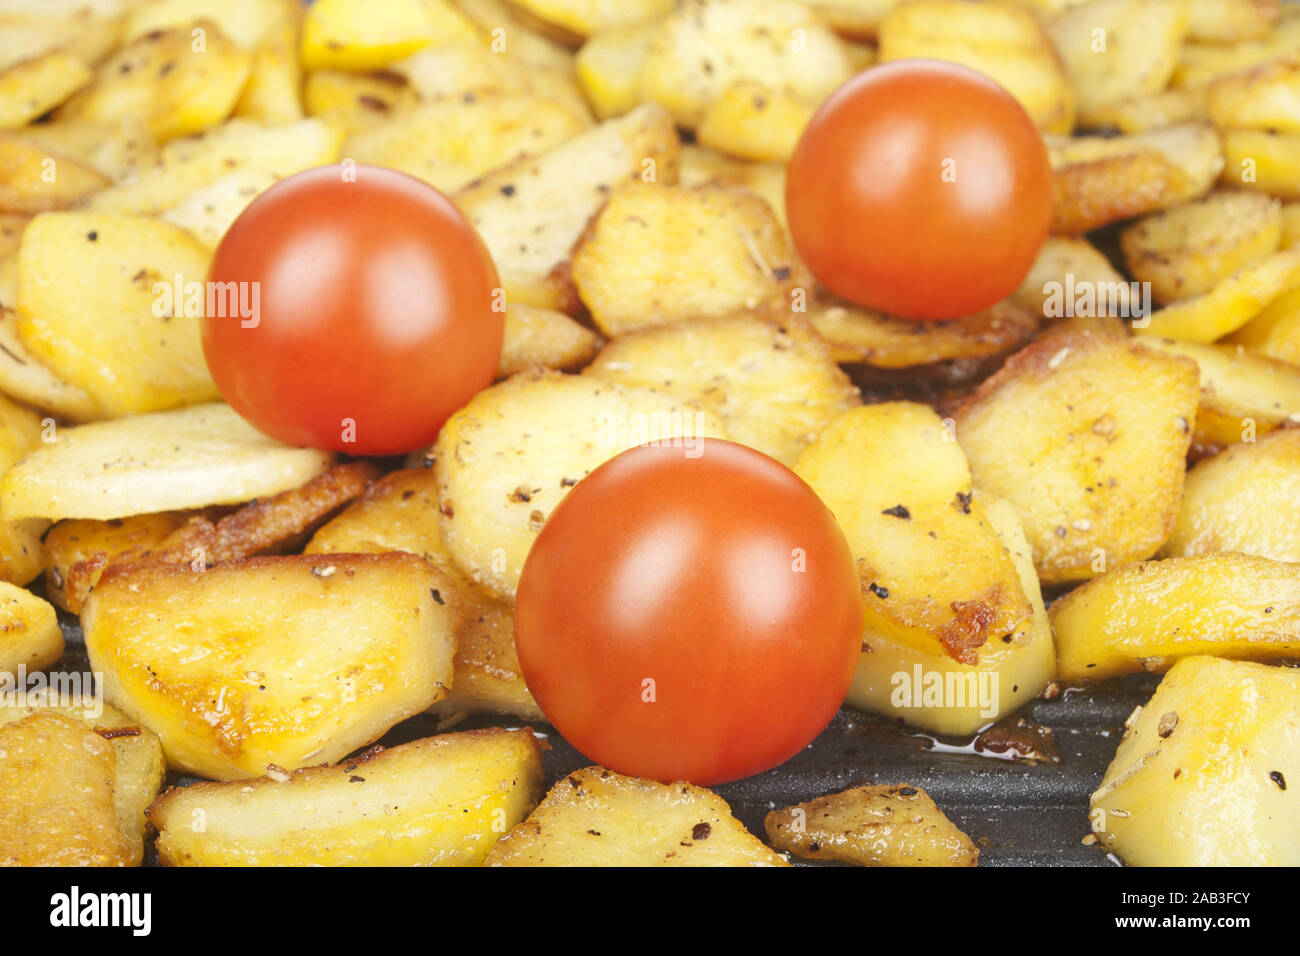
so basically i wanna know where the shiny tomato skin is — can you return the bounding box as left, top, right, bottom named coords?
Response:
left=786, top=58, right=1053, bottom=321
left=204, top=164, right=502, bottom=455
left=514, top=439, right=863, bottom=786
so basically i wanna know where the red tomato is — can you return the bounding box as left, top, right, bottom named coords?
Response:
left=786, top=59, right=1053, bottom=321
left=203, top=164, right=502, bottom=455
left=514, top=439, right=863, bottom=786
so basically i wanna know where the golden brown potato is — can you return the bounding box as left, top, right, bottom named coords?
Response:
left=1091, top=656, right=1300, bottom=866
left=234, top=13, right=304, bottom=125
left=45, top=513, right=195, bottom=613
left=485, top=766, right=787, bottom=866
left=1121, top=192, right=1283, bottom=304
left=1219, top=128, right=1300, bottom=200
left=696, top=81, right=816, bottom=163
left=394, top=43, right=589, bottom=118
left=498, top=304, right=600, bottom=377
left=0, top=388, right=48, bottom=587
left=15, top=115, right=159, bottom=184
left=1138, top=248, right=1300, bottom=342
left=1225, top=284, right=1300, bottom=366
left=0, top=308, right=104, bottom=422
left=956, top=333, right=1200, bottom=583
left=765, top=783, right=979, bottom=867
left=1086, top=86, right=1208, bottom=135
left=0, top=132, right=109, bottom=214
left=0, top=51, right=92, bottom=128
left=427, top=590, right=543, bottom=722
left=150, top=727, right=544, bottom=866
left=82, top=552, right=458, bottom=780
left=301, top=0, right=481, bottom=71
left=574, top=18, right=660, bottom=119
left=1052, top=553, right=1300, bottom=682
left=0, top=712, right=134, bottom=867
left=1206, top=57, right=1300, bottom=133
left=1165, top=429, right=1300, bottom=562
left=571, top=183, right=799, bottom=337
left=1013, top=236, right=1137, bottom=325
left=0, top=581, right=61, bottom=676
left=584, top=315, right=859, bottom=466
left=677, top=145, right=788, bottom=228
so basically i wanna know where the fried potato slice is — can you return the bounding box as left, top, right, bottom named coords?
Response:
left=1, top=403, right=331, bottom=521
left=1165, top=429, right=1300, bottom=563
left=302, top=68, right=413, bottom=133
left=0, top=389, right=49, bottom=586
left=1206, top=58, right=1300, bottom=133
left=1138, top=248, right=1300, bottom=342
left=574, top=19, right=659, bottom=119
left=796, top=403, right=1036, bottom=666
left=300, top=0, right=480, bottom=71
left=150, top=727, right=543, bottom=865
left=1052, top=553, right=1300, bottom=682
left=1086, top=86, right=1208, bottom=135
left=1187, top=0, right=1280, bottom=42
left=0, top=695, right=166, bottom=864
left=0, top=310, right=105, bottom=422
left=0, top=712, right=133, bottom=867
left=158, top=166, right=279, bottom=249
left=696, top=82, right=816, bottom=163
left=571, top=183, right=799, bottom=336
left=83, top=552, right=458, bottom=780
left=1048, top=0, right=1188, bottom=123
left=17, top=212, right=218, bottom=416
left=394, top=44, right=589, bottom=119
left=844, top=494, right=1056, bottom=735
left=1091, top=656, right=1300, bottom=866
left=56, top=22, right=251, bottom=142
left=485, top=766, right=787, bottom=866
left=584, top=315, right=858, bottom=466
left=427, top=591, right=544, bottom=721
left=809, top=296, right=1039, bottom=368
left=1121, top=192, right=1282, bottom=304
left=1048, top=124, right=1223, bottom=233
left=305, top=467, right=446, bottom=560
left=878, top=0, right=1074, bottom=133
left=0, top=7, right=122, bottom=74
left=123, top=0, right=294, bottom=50
left=14, top=116, right=159, bottom=183
left=0, top=133, right=109, bottom=214
left=1220, top=128, right=1300, bottom=200
left=640, top=0, right=853, bottom=129
left=0, top=51, right=92, bottom=128
left=678, top=145, right=788, bottom=229
left=44, top=511, right=195, bottom=613
left=1013, top=236, right=1137, bottom=326
left=454, top=103, right=680, bottom=313
left=434, top=372, right=727, bottom=599
left=0, top=581, right=61, bottom=676
left=344, top=94, right=588, bottom=195
left=765, top=783, right=978, bottom=867
left=498, top=303, right=599, bottom=377
left=233, top=15, right=304, bottom=125
left=956, top=333, right=1199, bottom=584
left=1224, top=284, right=1300, bottom=365
left=1137, top=337, right=1300, bottom=452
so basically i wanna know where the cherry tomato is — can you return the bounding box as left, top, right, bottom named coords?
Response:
left=203, top=164, right=502, bottom=455
left=786, top=59, right=1053, bottom=321
left=514, top=439, right=863, bottom=786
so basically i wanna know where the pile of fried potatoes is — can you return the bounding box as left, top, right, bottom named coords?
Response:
left=1, top=0, right=1299, bottom=868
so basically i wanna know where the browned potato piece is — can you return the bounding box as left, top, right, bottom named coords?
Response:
left=1138, top=248, right=1300, bottom=343
left=428, top=591, right=544, bottom=722
left=0, top=712, right=133, bottom=866
left=0, top=51, right=92, bottom=128
left=1165, top=429, right=1300, bottom=562
left=956, top=333, right=1200, bottom=583
left=765, top=783, right=979, bottom=867
left=485, top=766, right=788, bottom=866
left=0, top=133, right=109, bottom=213
left=583, top=315, right=859, bottom=465
left=82, top=552, right=459, bottom=780
left=571, top=183, right=799, bottom=337
left=677, top=145, right=787, bottom=228
left=498, top=304, right=600, bottom=377
left=1224, top=285, right=1300, bottom=366
left=1052, top=553, right=1300, bottom=682
left=0, top=582, right=61, bottom=676
left=150, top=728, right=544, bottom=866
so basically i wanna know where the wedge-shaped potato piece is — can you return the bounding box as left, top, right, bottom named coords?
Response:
left=0, top=713, right=133, bottom=867
left=640, top=0, right=853, bottom=129
left=344, top=95, right=588, bottom=195
left=678, top=145, right=788, bottom=228
left=765, top=783, right=978, bottom=867
left=878, top=0, right=1074, bottom=133
left=498, top=303, right=599, bottom=377
left=511, top=0, right=672, bottom=38
left=89, top=117, right=344, bottom=216
left=1053, top=553, right=1300, bottom=682
left=796, top=403, right=1035, bottom=667
left=301, top=0, right=479, bottom=71
left=0, top=388, right=49, bottom=586
left=1, top=403, right=331, bottom=521
left=0, top=695, right=166, bottom=865
left=454, top=104, right=680, bottom=313
left=1187, top=0, right=1280, bottom=42
left=844, top=495, right=1055, bottom=736
left=123, top=0, right=292, bottom=50
left=1138, top=248, right=1300, bottom=342
left=17, top=212, right=218, bottom=416
left=956, top=333, right=1199, bottom=584
left=1121, top=192, right=1283, bottom=304
left=57, top=23, right=251, bottom=142
left=1138, top=337, right=1300, bottom=451
left=83, top=552, right=457, bottom=780
left=486, top=766, right=787, bottom=866
left=1091, top=656, right=1300, bottom=866
left=435, top=372, right=726, bottom=599
left=1220, top=128, right=1300, bottom=200
left=0, top=581, right=61, bottom=676
left=150, top=728, right=543, bottom=865
left=0, top=309, right=104, bottom=422
left=1013, top=236, right=1137, bottom=326
left=0, top=51, right=92, bottom=128
left=1048, top=0, right=1188, bottom=123
left=15, top=116, right=159, bottom=183
left=584, top=316, right=858, bottom=466
left=1048, top=124, right=1223, bottom=233
left=575, top=19, right=659, bottom=119
left=1225, top=284, right=1300, bottom=366
left=1207, top=58, right=1300, bottom=133
left=572, top=183, right=798, bottom=336
left=696, top=82, right=816, bottom=163
left=0, top=133, right=109, bottom=214
left=305, top=466, right=447, bottom=561
left=810, top=296, right=1038, bottom=368
left=1166, top=430, right=1300, bottom=563
left=44, top=511, right=195, bottom=613
left=234, top=15, right=304, bottom=125
left=1086, top=86, right=1208, bottom=135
